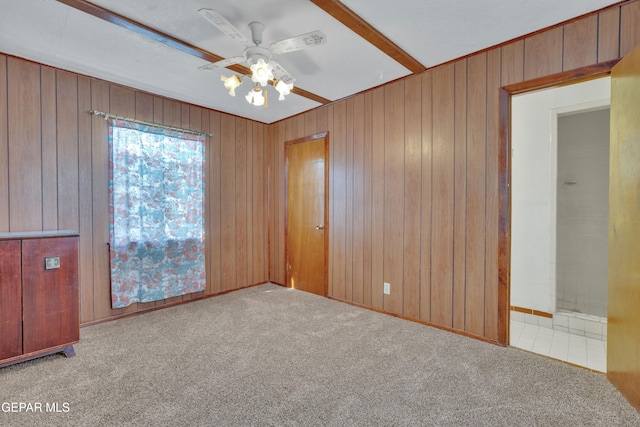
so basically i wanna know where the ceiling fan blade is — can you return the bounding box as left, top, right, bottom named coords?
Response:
left=270, top=61, right=295, bottom=85
left=198, top=56, right=245, bottom=71
left=198, top=8, right=253, bottom=48
left=269, top=30, right=327, bottom=55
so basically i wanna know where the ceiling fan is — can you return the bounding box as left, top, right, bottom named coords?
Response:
left=198, top=8, right=327, bottom=106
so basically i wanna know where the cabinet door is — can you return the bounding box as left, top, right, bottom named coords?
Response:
left=22, top=237, right=79, bottom=354
left=0, top=240, right=22, bottom=360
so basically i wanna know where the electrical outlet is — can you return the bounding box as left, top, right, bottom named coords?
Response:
left=45, top=256, right=60, bottom=270
left=383, top=282, right=391, bottom=295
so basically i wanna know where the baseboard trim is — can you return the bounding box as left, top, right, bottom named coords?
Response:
left=510, top=306, right=553, bottom=318
left=80, top=281, right=270, bottom=328
left=328, top=296, right=503, bottom=347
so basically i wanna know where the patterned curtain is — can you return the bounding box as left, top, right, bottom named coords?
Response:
left=108, top=119, right=206, bottom=308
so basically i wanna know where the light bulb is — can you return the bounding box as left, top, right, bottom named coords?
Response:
left=250, top=58, right=274, bottom=87
left=245, top=85, right=265, bottom=106
left=221, top=74, right=242, bottom=96
left=275, top=80, right=294, bottom=101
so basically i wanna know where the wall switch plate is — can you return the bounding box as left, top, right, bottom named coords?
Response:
left=45, top=256, right=60, bottom=270
left=383, top=282, right=391, bottom=295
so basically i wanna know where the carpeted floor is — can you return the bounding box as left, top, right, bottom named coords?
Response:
left=1, top=283, right=638, bottom=426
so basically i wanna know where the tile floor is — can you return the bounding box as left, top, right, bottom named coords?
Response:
left=510, top=312, right=607, bottom=373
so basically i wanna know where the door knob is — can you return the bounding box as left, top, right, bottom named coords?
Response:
left=315, top=224, right=325, bottom=230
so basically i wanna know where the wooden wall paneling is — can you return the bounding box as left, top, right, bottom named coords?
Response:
left=220, top=115, right=237, bottom=291
left=41, top=66, right=58, bottom=231
left=620, top=0, right=640, bottom=56
left=198, top=108, right=211, bottom=294
left=252, top=122, right=266, bottom=283
left=465, top=53, right=488, bottom=337
left=419, top=71, right=433, bottom=322
left=501, top=40, right=524, bottom=86
left=283, top=121, right=293, bottom=285
left=362, top=91, right=373, bottom=307
left=135, top=92, right=154, bottom=121
left=276, top=122, right=286, bottom=285
left=295, top=114, right=305, bottom=140
left=524, top=27, right=563, bottom=81
left=402, top=75, right=422, bottom=319
left=430, top=63, right=455, bottom=328
left=246, top=120, right=254, bottom=287
left=345, top=98, right=355, bottom=302
left=153, top=96, right=163, bottom=123
left=383, top=80, right=405, bottom=315
left=267, top=125, right=277, bottom=283
left=56, top=70, right=80, bottom=232
left=369, top=90, right=386, bottom=309
left=77, top=75, right=94, bottom=323
left=453, top=60, right=468, bottom=331
left=330, top=101, right=347, bottom=300
left=208, top=111, right=222, bottom=294
left=317, top=106, right=328, bottom=135
left=351, top=95, right=365, bottom=305
left=325, top=106, right=334, bottom=295
left=235, top=118, right=248, bottom=289
left=485, top=48, right=502, bottom=342
left=109, top=85, right=135, bottom=117
left=181, top=104, right=190, bottom=131
left=563, top=15, right=598, bottom=70
left=598, top=7, right=621, bottom=63
left=163, top=99, right=181, bottom=127
left=304, top=109, right=318, bottom=136
left=90, top=79, right=111, bottom=320
left=8, top=58, right=42, bottom=232
left=0, top=55, right=8, bottom=231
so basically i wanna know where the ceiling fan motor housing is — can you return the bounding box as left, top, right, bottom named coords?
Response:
left=244, top=45, right=272, bottom=66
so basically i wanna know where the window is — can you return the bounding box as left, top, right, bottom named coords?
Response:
left=108, top=119, right=206, bottom=308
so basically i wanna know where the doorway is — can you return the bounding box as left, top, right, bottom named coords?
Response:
left=556, top=108, right=610, bottom=318
left=285, top=133, right=328, bottom=296
left=509, top=77, right=610, bottom=372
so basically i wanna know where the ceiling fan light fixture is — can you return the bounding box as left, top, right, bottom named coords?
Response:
left=220, top=74, right=243, bottom=96
left=275, top=80, right=294, bottom=101
left=250, top=58, right=274, bottom=87
left=246, top=84, right=265, bottom=106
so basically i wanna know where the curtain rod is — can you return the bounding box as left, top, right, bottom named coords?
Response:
left=89, top=110, right=214, bottom=138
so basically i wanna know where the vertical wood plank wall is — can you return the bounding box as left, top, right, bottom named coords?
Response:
left=268, top=1, right=640, bottom=343
left=0, top=57, right=269, bottom=324
left=1, top=1, right=639, bottom=335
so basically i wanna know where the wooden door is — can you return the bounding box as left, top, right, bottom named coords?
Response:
left=286, top=134, right=328, bottom=296
left=22, top=236, right=79, bottom=354
left=608, top=42, right=640, bottom=411
left=0, top=240, right=22, bottom=360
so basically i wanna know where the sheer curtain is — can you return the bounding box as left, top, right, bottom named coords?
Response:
left=108, top=119, right=206, bottom=308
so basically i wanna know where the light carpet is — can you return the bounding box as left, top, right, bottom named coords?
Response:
left=1, top=283, right=638, bottom=426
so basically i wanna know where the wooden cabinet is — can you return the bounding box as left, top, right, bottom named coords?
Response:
left=0, top=231, right=79, bottom=368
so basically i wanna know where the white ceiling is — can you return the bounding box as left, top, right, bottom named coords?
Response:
left=0, top=0, right=621, bottom=124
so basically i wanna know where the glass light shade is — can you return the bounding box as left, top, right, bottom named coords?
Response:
left=221, top=74, right=242, bottom=96
left=275, top=80, right=294, bottom=101
left=245, top=86, right=265, bottom=106
left=250, top=58, right=274, bottom=87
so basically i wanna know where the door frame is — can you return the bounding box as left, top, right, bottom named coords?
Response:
left=498, top=60, right=619, bottom=345
left=284, top=132, right=330, bottom=296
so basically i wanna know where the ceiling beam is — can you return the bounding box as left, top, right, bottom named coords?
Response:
left=311, top=0, right=426, bottom=74
left=55, top=0, right=330, bottom=105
